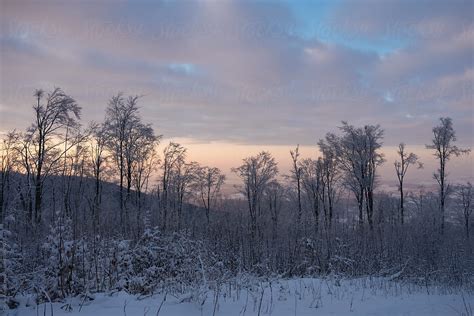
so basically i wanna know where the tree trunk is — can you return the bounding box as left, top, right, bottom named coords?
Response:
left=400, top=180, right=404, bottom=225
left=466, top=215, right=470, bottom=239
left=439, top=158, right=445, bottom=235
left=34, top=171, right=42, bottom=223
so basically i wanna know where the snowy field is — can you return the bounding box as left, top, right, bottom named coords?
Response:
left=8, top=277, right=474, bottom=316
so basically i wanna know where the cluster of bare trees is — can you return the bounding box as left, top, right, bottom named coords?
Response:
left=0, top=89, right=227, bottom=235
left=0, top=90, right=160, bottom=236
left=232, top=151, right=278, bottom=264
left=227, top=119, right=471, bottom=273
left=158, top=142, right=225, bottom=232
left=5, top=89, right=83, bottom=224
left=101, top=94, right=160, bottom=234
left=1, top=88, right=473, bottom=301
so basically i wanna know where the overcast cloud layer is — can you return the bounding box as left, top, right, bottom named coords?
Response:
left=1, top=0, right=473, bottom=147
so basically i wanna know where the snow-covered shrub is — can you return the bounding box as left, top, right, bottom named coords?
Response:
left=40, top=213, right=82, bottom=300
left=115, top=227, right=222, bottom=295
left=1, top=219, right=23, bottom=298
left=112, top=239, right=132, bottom=290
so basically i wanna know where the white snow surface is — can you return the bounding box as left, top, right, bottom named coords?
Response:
left=8, top=277, right=474, bottom=316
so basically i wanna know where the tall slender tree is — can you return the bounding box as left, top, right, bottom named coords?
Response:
left=300, top=158, right=321, bottom=235
left=160, top=142, right=186, bottom=231
left=394, top=143, right=422, bottom=225
left=426, top=117, right=470, bottom=234
left=88, top=123, right=109, bottom=230
left=456, top=182, right=473, bottom=239
left=290, top=145, right=303, bottom=235
left=0, top=131, right=16, bottom=223
left=318, top=136, right=340, bottom=229
left=132, top=134, right=159, bottom=233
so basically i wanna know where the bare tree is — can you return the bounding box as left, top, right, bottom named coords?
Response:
left=195, top=166, right=225, bottom=226
left=160, top=142, right=186, bottom=231
left=87, top=123, right=109, bottom=230
left=326, top=130, right=364, bottom=228
left=264, top=180, right=285, bottom=269
left=426, top=117, right=470, bottom=234
left=394, top=143, right=422, bottom=225
left=0, top=131, right=16, bottom=222
left=290, top=145, right=303, bottom=235
left=61, top=133, right=89, bottom=218
left=300, top=158, right=321, bottom=235
left=11, top=131, right=34, bottom=219
left=29, top=88, right=82, bottom=223
left=132, top=136, right=159, bottom=233
left=232, top=151, right=278, bottom=262
left=173, top=160, right=199, bottom=231
left=318, top=136, right=341, bottom=230
left=104, top=94, right=153, bottom=229
left=124, top=120, right=158, bottom=232
left=363, top=124, right=385, bottom=231
left=124, top=120, right=156, bottom=199
left=455, top=182, right=473, bottom=239
left=327, top=122, right=384, bottom=230
left=104, top=94, right=135, bottom=225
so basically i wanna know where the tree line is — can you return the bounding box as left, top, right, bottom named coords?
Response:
left=1, top=88, right=472, bottom=302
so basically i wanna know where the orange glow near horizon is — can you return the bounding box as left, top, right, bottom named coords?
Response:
left=162, top=138, right=474, bottom=195
left=1, top=132, right=471, bottom=196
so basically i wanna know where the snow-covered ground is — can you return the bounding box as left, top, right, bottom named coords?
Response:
left=8, top=278, right=474, bottom=316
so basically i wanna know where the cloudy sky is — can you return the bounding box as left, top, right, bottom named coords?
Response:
left=1, top=0, right=473, bottom=190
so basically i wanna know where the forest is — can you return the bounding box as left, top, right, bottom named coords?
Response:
left=1, top=88, right=473, bottom=314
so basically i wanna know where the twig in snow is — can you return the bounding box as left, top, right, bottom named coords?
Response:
left=257, top=286, right=264, bottom=316
left=156, top=292, right=167, bottom=316
left=294, top=293, right=297, bottom=316
left=78, top=293, right=88, bottom=312
left=462, top=293, right=473, bottom=316
left=269, top=281, right=273, bottom=315
left=240, top=289, right=249, bottom=316
left=38, top=287, right=53, bottom=316
left=213, top=285, right=220, bottom=316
